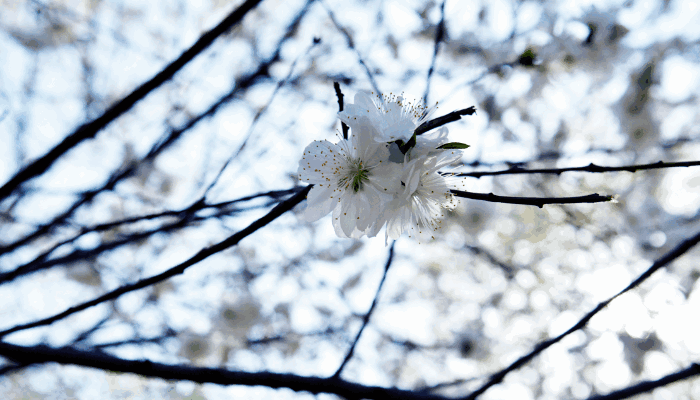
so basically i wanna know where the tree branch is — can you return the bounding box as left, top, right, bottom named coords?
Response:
left=201, top=0, right=317, bottom=196
left=462, top=228, right=700, bottom=400
left=0, top=363, right=24, bottom=376
left=0, top=341, right=451, bottom=400
left=449, top=160, right=700, bottom=178
left=0, top=188, right=300, bottom=286
left=415, top=106, right=477, bottom=136
left=585, top=362, right=700, bottom=400
left=0, top=185, right=312, bottom=339
left=334, top=82, right=350, bottom=140
left=451, top=190, right=614, bottom=208
left=0, top=0, right=265, bottom=202
left=93, top=329, right=178, bottom=350
left=422, top=0, right=446, bottom=104
left=465, top=244, right=515, bottom=280
left=333, top=241, right=395, bottom=378
left=0, top=9, right=308, bottom=258
left=322, top=0, right=381, bottom=95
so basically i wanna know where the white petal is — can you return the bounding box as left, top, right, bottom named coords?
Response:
left=355, top=191, right=374, bottom=231
left=431, top=148, right=463, bottom=171
left=297, top=140, right=342, bottom=184
left=369, top=162, right=402, bottom=195
left=403, top=157, right=423, bottom=195
left=354, top=90, right=376, bottom=110
left=386, top=204, right=410, bottom=240
left=411, top=127, right=450, bottom=159
left=303, top=185, right=336, bottom=222
left=366, top=218, right=383, bottom=238
left=340, top=194, right=359, bottom=237
left=332, top=205, right=349, bottom=238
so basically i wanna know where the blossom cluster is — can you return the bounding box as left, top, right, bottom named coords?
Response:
left=297, top=91, right=468, bottom=243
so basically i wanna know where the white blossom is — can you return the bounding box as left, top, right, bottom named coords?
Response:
left=297, top=116, right=401, bottom=238
left=339, top=91, right=437, bottom=143
left=368, top=147, right=463, bottom=244
left=299, top=90, right=466, bottom=241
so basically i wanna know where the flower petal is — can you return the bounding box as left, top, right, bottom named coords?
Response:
left=303, top=184, right=337, bottom=222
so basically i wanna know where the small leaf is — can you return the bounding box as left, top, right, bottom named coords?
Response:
left=436, top=142, right=470, bottom=150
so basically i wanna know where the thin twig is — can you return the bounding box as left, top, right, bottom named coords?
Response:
left=0, top=201, right=277, bottom=285
left=465, top=245, right=515, bottom=279
left=448, top=160, right=700, bottom=178
left=0, top=188, right=299, bottom=286
left=0, top=53, right=275, bottom=257
left=322, top=0, right=381, bottom=95
left=202, top=0, right=317, bottom=197
left=451, top=190, right=614, bottom=208
left=93, top=330, right=178, bottom=349
left=70, top=314, right=113, bottom=345
left=334, top=82, right=349, bottom=140
left=333, top=241, right=395, bottom=378
left=422, top=0, right=446, bottom=104
left=0, top=186, right=312, bottom=339
left=419, top=377, right=480, bottom=394
left=0, top=0, right=314, bottom=257
left=462, top=228, right=700, bottom=400
left=0, top=0, right=265, bottom=202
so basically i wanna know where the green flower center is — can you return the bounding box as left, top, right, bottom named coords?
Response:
left=338, top=159, right=370, bottom=193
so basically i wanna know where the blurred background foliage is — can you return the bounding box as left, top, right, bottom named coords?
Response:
left=1, top=0, right=700, bottom=398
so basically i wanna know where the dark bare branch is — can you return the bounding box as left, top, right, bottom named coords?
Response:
left=415, top=106, right=477, bottom=136
left=0, top=189, right=299, bottom=286
left=0, top=7, right=311, bottom=258
left=451, top=190, right=614, bottom=208
left=334, top=82, right=349, bottom=140
left=0, top=363, right=24, bottom=376
left=462, top=229, right=700, bottom=400
left=585, top=362, right=700, bottom=400
left=0, top=186, right=312, bottom=339
left=0, top=341, right=452, bottom=400
left=449, top=160, right=700, bottom=178
left=322, top=0, right=381, bottom=95
left=422, top=0, right=446, bottom=103
left=333, top=241, right=395, bottom=378
left=0, top=0, right=265, bottom=202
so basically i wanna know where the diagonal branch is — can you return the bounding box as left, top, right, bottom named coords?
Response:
left=201, top=0, right=317, bottom=196
left=0, top=363, right=25, bottom=376
left=322, top=0, right=381, bottom=95
left=465, top=245, right=515, bottom=280
left=0, top=0, right=265, bottom=202
left=584, top=362, right=700, bottom=400
left=462, top=228, right=700, bottom=400
left=415, top=106, right=477, bottom=136
left=0, top=341, right=451, bottom=400
left=0, top=188, right=300, bottom=286
left=449, top=160, right=700, bottom=178
left=0, top=185, right=312, bottom=339
left=450, top=190, right=614, bottom=208
left=0, top=5, right=309, bottom=257
left=333, top=241, right=395, bottom=378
